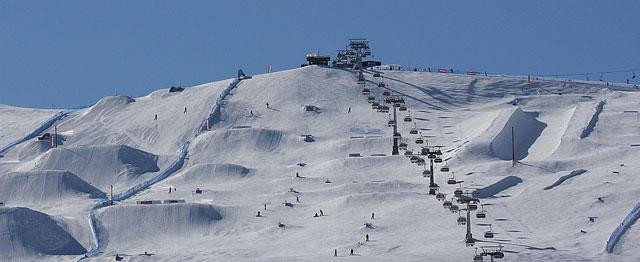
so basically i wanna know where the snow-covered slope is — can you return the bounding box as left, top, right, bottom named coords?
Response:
left=1, top=66, right=639, bottom=261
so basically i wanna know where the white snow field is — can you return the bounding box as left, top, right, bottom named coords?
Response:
left=1, top=65, right=640, bottom=261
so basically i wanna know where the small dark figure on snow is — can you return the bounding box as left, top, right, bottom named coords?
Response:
left=334, top=249, right=337, bottom=257
left=348, top=107, right=351, bottom=113
left=264, top=204, right=267, bottom=210
left=296, top=172, right=300, bottom=178
left=366, top=234, right=369, bottom=241
left=184, top=107, right=187, bottom=113
left=266, top=102, right=269, bottom=108
left=169, top=187, right=172, bottom=193
left=314, top=213, right=319, bottom=217
left=154, top=114, right=158, bottom=120
left=319, top=209, right=324, bottom=216
left=371, top=212, right=375, bottom=219
left=350, top=249, right=354, bottom=256
left=296, top=196, right=300, bottom=203
left=250, top=110, right=254, bottom=116
left=256, top=211, right=261, bottom=217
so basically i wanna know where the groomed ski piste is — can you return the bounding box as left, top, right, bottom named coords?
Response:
left=1, top=64, right=640, bottom=261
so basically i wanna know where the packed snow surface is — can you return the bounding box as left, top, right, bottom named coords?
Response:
left=1, top=66, right=639, bottom=261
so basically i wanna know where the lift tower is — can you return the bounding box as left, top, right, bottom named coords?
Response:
left=427, top=156, right=439, bottom=195
left=465, top=202, right=475, bottom=246
left=392, top=104, right=399, bottom=155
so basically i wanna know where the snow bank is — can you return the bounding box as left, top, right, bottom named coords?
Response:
left=95, top=203, right=222, bottom=245
left=490, top=108, right=546, bottom=160
left=33, top=144, right=159, bottom=189
left=0, top=207, right=86, bottom=257
left=543, top=169, right=588, bottom=190
left=0, top=170, right=104, bottom=204
left=580, top=100, right=606, bottom=139
left=472, top=176, right=523, bottom=198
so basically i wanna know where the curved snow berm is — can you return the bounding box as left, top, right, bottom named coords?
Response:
left=580, top=100, right=606, bottom=139
left=94, top=203, right=222, bottom=248
left=0, top=170, right=104, bottom=204
left=543, top=169, right=588, bottom=190
left=170, top=163, right=251, bottom=184
left=0, top=207, right=86, bottom=258
left=33, top=144, right=159, bottom=189
left=606, top=202, right=640, bottom=253
left=490, top=108, right=546, bottom=160
left=78, top=95, right=135, bottom=120
left=0, top=111, right=65, bottom=156
left=472, top=176, right=523, bottom=198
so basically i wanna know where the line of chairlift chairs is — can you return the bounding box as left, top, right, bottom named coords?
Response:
left=363, top=71, right=502, bottom=262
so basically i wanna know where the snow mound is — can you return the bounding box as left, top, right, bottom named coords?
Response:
left=81, top=95, right=135, bottom=119
left=472, top=176, right=523, bottom=198
left=490, top=108, right=547, bottom=160
left=0, top=170, right=104, bottom=204
left=190, top=128, right=284, bottom=160
left=95, top=203, right=222, bottom=248
left=33, top=144, right=159, bottom=188
left=0, top=207, right=86, bottom=257
left=171, top=163, right=250, bottom=184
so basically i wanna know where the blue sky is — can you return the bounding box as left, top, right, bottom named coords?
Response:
left=1, top=1, right=639, bottom=108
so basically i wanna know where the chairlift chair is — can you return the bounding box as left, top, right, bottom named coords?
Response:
left=399, top=106, right=407, bottom=111
left=450, top=204, right=459, bottom=212
left=476, top=205, right=487, bottom=218
left=440, top=166, right=450, bottom=172
left=468, top=203, right=478, bottom=211
left=423, top=169, right=432, bottom=177
left=474, top=254, right=484, bottom=262
left=415, top=138, right=424, bottom=144
left=484, top=225, right=494, bottom=238
left=383, top=91, right=391, bottom=96
left=404, top=116, right=412, bottom=122
left=410, top=128, right=418, bottom=134
left=399, top=142, right=408, bottom=150
left=378, top=82, right=386, bottom=87
left=404, top=150, right=413, bottom=156
left=457, top=214, right=467, bottom=225
left=428, top=153, right=437, bottom=159
left=436, top=192, right=446, bottom=201
left=367, top=96, right=375, bottom=102
left=410, top=156, right=420, bottom=163
left=434, top=158, right=443, bottom=163
left=454, top=188, right=463, bottom=196
left=443, top=200, right=452, bottom=208
left=362, top=88, right=370, bottom=95
left=447, top=177, right=457, bottom=185
left=493, top=251, right=504, bottom=259
left=373, top=73, right=381, bottom=77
